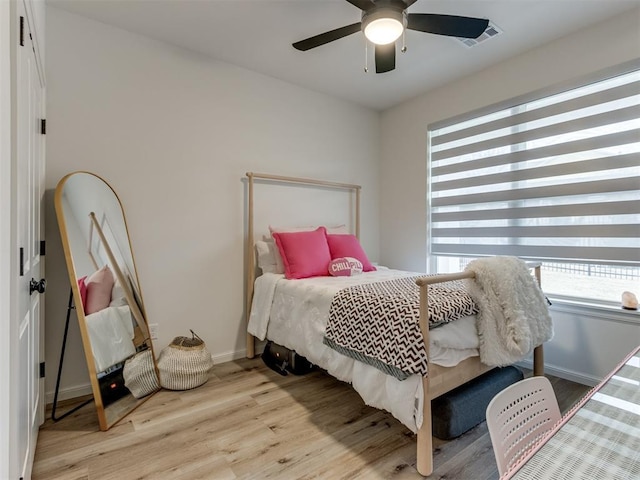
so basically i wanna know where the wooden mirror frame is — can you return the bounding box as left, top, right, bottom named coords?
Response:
left=54, top=171, right=160, bottom=430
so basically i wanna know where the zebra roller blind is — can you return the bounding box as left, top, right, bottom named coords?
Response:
left=428, top=63, right=640, bottom=267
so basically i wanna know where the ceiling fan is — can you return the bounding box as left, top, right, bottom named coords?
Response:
left=292, top=0, right=489, bottom=74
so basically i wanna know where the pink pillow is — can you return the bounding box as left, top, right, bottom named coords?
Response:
left=327, top=234, right=376, bottom=272
left=77, top=276, right=88, bottom=311
left=329, top=257, right=363, bottom=277
left=272, top=227, right=331, bottom=279
left=85, top=265, right=115, bottom=314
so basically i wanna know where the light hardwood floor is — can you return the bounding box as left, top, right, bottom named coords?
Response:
left=33, top=359, right=590, bottom=480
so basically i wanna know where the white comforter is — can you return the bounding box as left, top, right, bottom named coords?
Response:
left=248, top=269, right=479, bottom=432
left=85, top=305, right=136, bottom=373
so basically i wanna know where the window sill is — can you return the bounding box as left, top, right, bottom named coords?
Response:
left=548, top=296, right=640, bottom=325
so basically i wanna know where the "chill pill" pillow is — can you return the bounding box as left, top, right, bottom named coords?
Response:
left=328, top=257, right=363, bottom=277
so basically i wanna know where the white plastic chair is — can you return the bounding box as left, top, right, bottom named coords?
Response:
left=486, top=376, right=562, bottom=476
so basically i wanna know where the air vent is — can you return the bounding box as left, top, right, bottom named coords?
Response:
left=455, top=21, right=502, bottom=48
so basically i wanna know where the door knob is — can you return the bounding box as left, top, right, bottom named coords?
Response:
left=30, top=278, right=46, bottom=295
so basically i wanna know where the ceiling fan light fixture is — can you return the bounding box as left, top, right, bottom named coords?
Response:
left=363, top=9, right=405, bottom=45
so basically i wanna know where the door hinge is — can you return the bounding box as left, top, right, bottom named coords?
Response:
left=39, top=362, right=45, bottom=378
left=19, top=16, right=24, bottom=46
left=19, top=247, right=24, bottom=276
left=41, top=119, right=46, bottom=135
left=40, top=240, right=46, bottom=256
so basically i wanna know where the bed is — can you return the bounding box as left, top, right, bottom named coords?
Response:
left=244, top=172, right=549, bottom=477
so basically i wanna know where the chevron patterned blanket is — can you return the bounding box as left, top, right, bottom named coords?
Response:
left=323, top=276, right=478, bottom=380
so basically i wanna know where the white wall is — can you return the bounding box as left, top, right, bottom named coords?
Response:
left=380, top=9, right=640, bottom=383
left=44, top=7, right=380, bottom=400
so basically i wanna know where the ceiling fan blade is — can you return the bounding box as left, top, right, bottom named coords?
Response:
left=292, top=22, right=362, bottom=51
left=407, top=14, right=489, bottom=39
left=345, top=0, right=375, bottom=11
left=375, top=43, right=395, bottom=74
left=402, top=0, right=419, bottom=7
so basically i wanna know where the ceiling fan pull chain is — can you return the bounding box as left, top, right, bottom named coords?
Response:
left=401, top=29, right=407, bottom=53
left=364, top=38, right=369, bottom=73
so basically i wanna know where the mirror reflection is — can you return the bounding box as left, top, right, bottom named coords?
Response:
left=54, top=171, right=160, bottom=430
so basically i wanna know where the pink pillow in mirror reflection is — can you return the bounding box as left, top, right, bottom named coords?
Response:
left=77, top=276, right=88, bottom=310
left=85, top=265, right=115, bottom=314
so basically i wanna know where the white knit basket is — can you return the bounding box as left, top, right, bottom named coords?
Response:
left=123, top=349, right=160, bottom=399
left=157, top=331, right=213, bottom=390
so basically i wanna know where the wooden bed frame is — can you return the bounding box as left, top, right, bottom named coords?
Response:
left=244, top=171, right=544, bottom=477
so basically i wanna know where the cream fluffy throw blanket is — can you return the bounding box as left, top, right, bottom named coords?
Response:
left=464, top=256, right=553, bottom=367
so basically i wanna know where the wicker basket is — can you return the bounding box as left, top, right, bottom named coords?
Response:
left=123, top=349, right=160, bottom=399
left=157, top=330, right=213, bottom=390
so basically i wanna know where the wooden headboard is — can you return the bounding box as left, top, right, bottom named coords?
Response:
left=244, top=172, right=361, bottom=358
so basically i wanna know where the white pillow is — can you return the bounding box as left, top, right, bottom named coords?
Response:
left=255, top=240, right=284, bottom=274
left=326, top=225, right=349, bottom=235
left=269, top=224, right=348, bottom=236
left=109, top=280, right=128, bottom=307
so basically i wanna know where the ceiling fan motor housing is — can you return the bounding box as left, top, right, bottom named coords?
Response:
left=361, top=2, right=408, bottom=36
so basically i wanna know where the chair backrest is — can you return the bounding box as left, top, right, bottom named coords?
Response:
left=486, top=376, right=561, bottom=476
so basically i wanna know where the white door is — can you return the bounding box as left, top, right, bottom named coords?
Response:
left=15, top=0, right=46, bottom=477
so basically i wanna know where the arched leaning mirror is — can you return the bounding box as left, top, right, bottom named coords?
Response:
left=54, top=171, right=160, bottom=430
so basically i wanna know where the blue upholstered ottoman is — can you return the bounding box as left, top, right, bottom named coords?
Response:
left=431, top=366, right=524, bottom=440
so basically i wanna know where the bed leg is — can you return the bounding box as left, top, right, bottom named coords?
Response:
left=416, top=377, right=433, bottom=476
left=246, top=333, right=256, bottom=359
left=533, top=345, right=544, bottom=376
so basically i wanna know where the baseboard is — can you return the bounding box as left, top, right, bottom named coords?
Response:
left=46, top=343, right=266, bottom=404
left=212, top=349, right=250, bottom=364
left=516, top=359, right=600, bottom=387
left=212, top=341, right=265, bottom=364
left=45, top=383, right=93, bottom=405
left=48, top=348, right=597, bottom=405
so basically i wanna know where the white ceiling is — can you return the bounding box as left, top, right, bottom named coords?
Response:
left=47, top=0, right=640, bottom=111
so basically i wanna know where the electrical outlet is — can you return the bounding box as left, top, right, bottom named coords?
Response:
left=149, top=323, right=159, bottom=340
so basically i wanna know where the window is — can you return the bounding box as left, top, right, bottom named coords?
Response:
left=427, top=61, right=640, bottom=306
